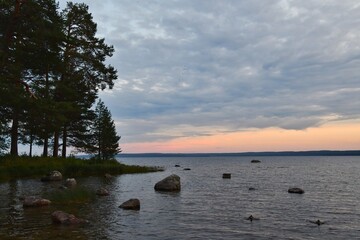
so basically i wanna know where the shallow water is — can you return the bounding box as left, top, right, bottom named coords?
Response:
left=1, top=156, right=360, bottom=239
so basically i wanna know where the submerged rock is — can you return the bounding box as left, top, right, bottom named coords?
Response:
left=23, top=196, right=51, bottom=207
left=154, top=174, right=181, bottom=192
left=41, top=170, right=62, bottom=181
left=309, top=219, right=325, bottom=225
left=248, top=187, right=256, bottom=191
left=119, top=198, right=140, bottom=210
left=288, top=187, right=304, bottom=194
left=183, top=168, right=191, bottom=171
left=51, top=211, right=88, bottom=225
left=174, top=165, right=181, bottom=167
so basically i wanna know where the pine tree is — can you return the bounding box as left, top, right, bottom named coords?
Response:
left=79, top=100, right=121, bottom=160
left=54, top=2, right=117, bottom=158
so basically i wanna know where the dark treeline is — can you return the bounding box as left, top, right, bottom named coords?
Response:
left=119, top=150, right=360, bottom=158
left=0, top=0, right=120, bottom=159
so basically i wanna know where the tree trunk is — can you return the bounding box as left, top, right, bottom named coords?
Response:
left=43, top=136, right=48, bottom=157
left=29, top=132, right=33, bottom=157
left=62, top=126, right=67, bottom=158
left=10, top=110, right=19, bottom=156
left=53, top=130, right=59, bottom=157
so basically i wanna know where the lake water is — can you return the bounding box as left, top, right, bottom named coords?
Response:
left=1, top=156, right=360, bottom=239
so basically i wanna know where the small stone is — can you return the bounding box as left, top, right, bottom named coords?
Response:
left=41, top=170, right=62, bottom=181
left=104, top=173, right=113, bottom=179
left=64, top=178, right=77, bottom=188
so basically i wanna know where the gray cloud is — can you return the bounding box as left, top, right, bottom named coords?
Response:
left=59, top=0, right=360, bottom=144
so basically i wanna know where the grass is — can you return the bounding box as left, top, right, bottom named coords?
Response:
left=0, top=155, right=162, bottom=182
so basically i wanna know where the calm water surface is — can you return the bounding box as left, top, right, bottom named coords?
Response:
left=1, top=156, right=360, bottom=239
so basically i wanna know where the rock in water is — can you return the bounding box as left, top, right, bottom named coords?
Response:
left=51, top=211, right=88, bottom=225
left=251, top=160, right=261, bottom=163
left=23, top=196, right=51, bottom=207
left=154, top=174, right=181, bottom=192
left=222, top=173, right=231, bottom=179
left=119, top=198, right=140, bottom=210
left=288, top=187, right=304, bottom=194
left=41, top=170, right=62, bottom=181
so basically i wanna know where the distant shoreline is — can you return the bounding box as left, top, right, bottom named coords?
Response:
left=118, top=150, right=360, bottom=158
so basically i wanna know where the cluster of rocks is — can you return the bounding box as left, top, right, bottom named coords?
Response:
left=24, top=167, right=313, bottom=227
left=20, top=171, right=182, bottom=226
left=23, top=171, right=113, bottom=225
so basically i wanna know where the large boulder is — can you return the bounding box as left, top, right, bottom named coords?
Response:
left=154, top=174, right=181, bottom=192
left=288, top=187, right=305, bottom=194
left=51, top=211, right=88, bottom=225
left=23, top=196, right=51, bottom=207
left=119, top=198, right=140, bottom=210
left=41, top=170, right=62, bottom=182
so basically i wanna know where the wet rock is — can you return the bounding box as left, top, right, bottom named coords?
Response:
left=41, top=170, right=62, bottom=181
left=64, top=178, right=77, bottom=188
left=23, top=196, right=51, bottom=207
left=51, top=211, right=88, bottom=225
left=96, top=187, right=109, bottom=196
left=288, top=187, right=304, bottom=194
left=251, top=160, right=261, bottom=163
left=119, top=198, right=140, bottom=210
left=154, top=174, right=181, bottom=192
left=222, top=173, right=231, bottom=179
left=183, top=168, right=191, bottom=171
left=174, top=165, right=180, bottom=167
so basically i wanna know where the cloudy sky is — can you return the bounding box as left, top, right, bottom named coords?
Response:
left=59, top=0, right=360, bottom=153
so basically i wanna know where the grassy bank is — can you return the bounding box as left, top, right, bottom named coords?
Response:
left=0, top=155, right=162, bottom=182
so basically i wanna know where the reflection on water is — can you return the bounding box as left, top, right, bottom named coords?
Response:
left=1, top=156, right=360, bottom=239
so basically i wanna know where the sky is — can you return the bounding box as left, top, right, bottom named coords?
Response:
left=58, top=0, right=360, bottom=153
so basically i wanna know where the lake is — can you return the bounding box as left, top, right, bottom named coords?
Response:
left=1, top=156, right=360, bottom=239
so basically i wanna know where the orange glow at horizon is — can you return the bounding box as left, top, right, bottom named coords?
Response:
left=121, top=121, right=360, bottom=153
